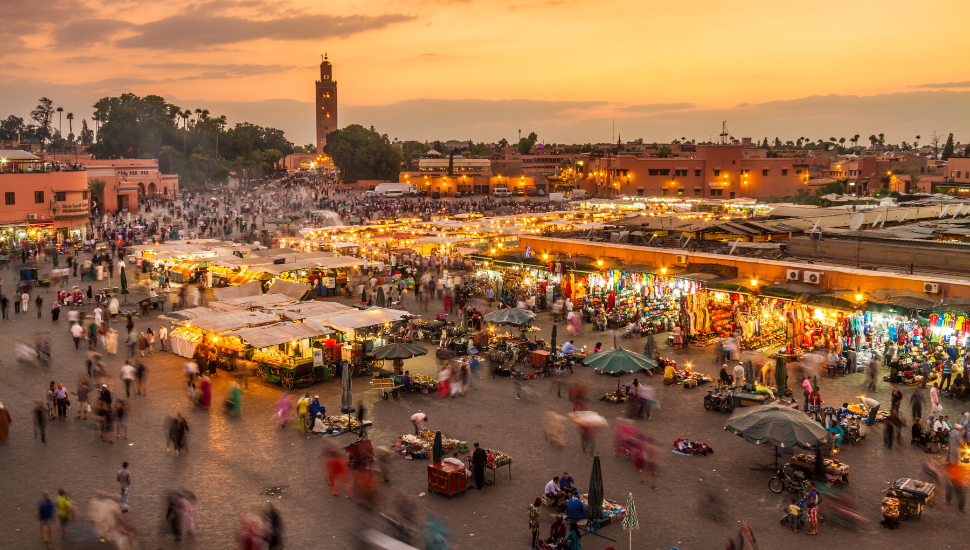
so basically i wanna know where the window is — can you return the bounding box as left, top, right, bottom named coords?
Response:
left=661, top=188, right=668, bottom=196
left=694, top=188, right=702, bottom=197
left=710, top=189, right=723, bottom=196
left=782, top=169, right=789, bottom=176
left=694, top=169, right=701, bottom=177
left=795, top=169, right=802, bottom=174
left=677, top=188, right=683, bottom=196
left=730, top=191, right=736, bottom=199
left=637, top=189, right=644, bottom=196
left=4, top=192, right=14, bottom=205
left=675, top=169, right=688, bottom=177
left=648, top=169, right=660, bottom=176
left=55, top=192, right=66, bottom=202
left=762, top=169, right=769, bottom=176
left=34, top=191, right=44, bottom=203
left=82, top=191, right=88, bottom=200
left=713, top=169, right=720, bottom=177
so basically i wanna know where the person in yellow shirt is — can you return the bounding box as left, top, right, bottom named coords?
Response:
left=296, top=394, right=312, bottom=432
left=664, top=364, right=676, bottom=385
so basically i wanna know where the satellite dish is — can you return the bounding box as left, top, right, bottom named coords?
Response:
left=872, top=213, right=882, bottom=227
left=899, top=212, right=908, bottom=223
left=728, top=237, right=741, bottom=255
left=849, top=213, right=865, bottom=231
left=810, top=219, right=821, bottom=234
left=940, top=205, right=950, bottom=218
left=954, top=204, right=965, bottom=218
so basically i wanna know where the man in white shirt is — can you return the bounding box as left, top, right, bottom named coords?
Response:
left=120, top=361, right=136, bottom=397
left=443, top=452, right=465, bottom=468
left=158, top=324, right=168, bottom=352
left=860, top=396, right=880, bottom=426
left=544, top=476, right=566, bottom=504
left=93, top=306, right=103, bottom=325
left=733, top=363, right=746, bottom=388
left=561, top=340, right=581, bottom=354
left=71, top=322, right=84, bottom=349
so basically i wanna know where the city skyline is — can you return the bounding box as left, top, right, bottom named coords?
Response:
left=2, top=0, right=969, bottom=145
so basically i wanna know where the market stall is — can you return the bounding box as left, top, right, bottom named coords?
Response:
left=224, top=320, right=335, bottom=388
left=168, top=310, right=280, bottom=359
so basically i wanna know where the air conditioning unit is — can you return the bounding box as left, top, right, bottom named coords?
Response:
left=786, top=269, right=800, bottom=281
left=27, top=214, right=37, bottom=221
left=676, top=254, right=688, bottom=264
left=804, top=271, right=824, bottom=284
left=924, top=282, right=940, bottom=294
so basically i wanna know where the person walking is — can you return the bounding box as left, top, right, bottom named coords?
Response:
left=74, top=380, right=90, bottom=420
left=54, top=383, right=69, bottom=419
left=38, top=491, right=55, bottom=545
left=117, top=462, right=131, bottom=512
left=35, top=294, right=43, bottom=318
left=54, top=489, right=74, bottom=539
left=528, top=497, right=541, bottom=549
left=941, top=361, right=953, bottom=392
left=135, top=362, right=146, bottom=396
left=120, top=361, right=136, bottom=398
left=33, top=401, right=47, bottom=443
left=910, top=387, right=924, bottom=421
left=126, top=329, right=137, bottom=357
left=0, top=401, right=10, bottom=444
left=21, top=290, right=29, bottom=314
left=1, top=294, right=8, bottom=319
left=114, top=400, right=129, bottom=439
left=71, top=322, right=83, bottom=349
left=159, top=324, right=168, bottom=352
left=472, top=442, right=487, bottom=490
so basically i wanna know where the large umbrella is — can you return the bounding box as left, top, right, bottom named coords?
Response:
left=483, top=307, right=536, bottom=327
left=376, top=287, right=386, bottom=307
left=774, top=356, right=787, bottom=392
left=432, top=431, right=443, bottom=463
left=745, top=359, right=755, bottom=391
left=119, top=263, right=130, bottom=305
left=371, top=342, right=428, bottom=360
left=52, top=250, right=59, bottom=268
left=724, top=404, right=829, bottom=448
left=644, top=332, right=655, bottom=359
left=586, top=454, right=604, bottom=526
left=621, top=492, right=639, bottom=550
left=583, top=348, right=657, bottom=391
left=340, top=359, right=355, bottom=414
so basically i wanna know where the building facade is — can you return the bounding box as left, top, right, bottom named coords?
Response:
left=579, top=144, right=826, bottom=199
left=315, top=55, right=338, bottom=154
left=0, top=150, right=89, bottom=243
left=51, top=155, right=179, bottom=214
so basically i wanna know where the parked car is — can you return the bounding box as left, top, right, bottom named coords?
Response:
left=515, top=188, right=525, bottom=196
left=454, top=192, right=463, bottom=198
left=368, top=185, right=376, bottom=191
left=431, top=191, right=441, bottom=199
left=526, top=188, right=536, bottom=196
left=417, top=190, right=429, bottom=197
left=365, top=190, right=378, bottom=197
left=537, top=189, right=546, bottom=196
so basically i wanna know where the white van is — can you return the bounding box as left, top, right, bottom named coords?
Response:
left=382, top=190, right=404, bottom=198
left=493, top=186, right=512, bottom=197
left=571, top=189, right=591, bottom=200
left=549, top=193, right=569, bottom=203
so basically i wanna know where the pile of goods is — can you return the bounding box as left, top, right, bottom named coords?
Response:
left=791, top=452, right=849, bottom=479
left=600, top=391, right=627, bottom=404
left=881, top=496, right=900, bottom=523
left=410, top=373, right=438, bottom=392
left=170, top=326, right=204, bottom=343
left=482, top=448, right=512, bottom=468
left=317, top=416, right=366, bottom=434
left=252, top=348, right=290, bottom=366
left=674, top=370, right=714, bottom=386
left=673, top=438, right=714, bottom=455
left=577, top=494, right=626, bottom=522
left=394, top=430, right=460, bottom=459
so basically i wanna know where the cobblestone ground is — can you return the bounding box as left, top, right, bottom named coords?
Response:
left=1, top=213, right=968, bottom=550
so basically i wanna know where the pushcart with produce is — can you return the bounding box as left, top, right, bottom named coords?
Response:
left=885, top=478, right=934, bottom=521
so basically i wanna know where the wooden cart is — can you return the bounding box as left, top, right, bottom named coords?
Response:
left=428, top=462, right=467, bottom=498
left=371, top=376, right=402, bottom=400
left=891, top=478, right=935, bottom=520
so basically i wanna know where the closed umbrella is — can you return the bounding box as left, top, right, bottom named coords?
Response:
left=376, top=287, right=386, bottom=308
left=621, top=492, right=639, bottom=550
left=432, top=430, right=443, bottom=463
left=724, top=404, right=829, bottom=448
left=52, top=249, right=59, bottom=268
left=745, top=359, right=755, bottom=390
left=371, top=342, right=428, bottom=360
left=586, top=454, right=604, bottom=526
left=644, top=332, right=656, bottom=359
left=550, top=324, right=558, bottom=359
left=340, top=359, right=355, bottom=414
left=483, top=307, right=536, bottom=327
left=774, top=356, right=787, bottom=391
left=119, top=263, right=130, bottom=305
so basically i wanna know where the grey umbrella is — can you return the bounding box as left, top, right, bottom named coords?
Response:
left=371, top=342, right=428, bottom=360
left=483, top=307, right=536, bottom=327
left=340, top=360, right=355, bottom=414
left=745, top=359, right=755, bottom=390
left=376, top=287, right=386, bottom=308
left=725, top=404, right=829, bottom=448
left=774, top=356, right=787, bottom=391
left=586, top=454, right=604, bottom=524
left=550, top=324, right=558, bottom=359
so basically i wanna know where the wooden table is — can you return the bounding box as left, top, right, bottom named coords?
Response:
left=531, top=350, right=550, bottom=368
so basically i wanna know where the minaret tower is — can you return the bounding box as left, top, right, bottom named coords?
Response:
left=315, top=53, right=337, bottom=154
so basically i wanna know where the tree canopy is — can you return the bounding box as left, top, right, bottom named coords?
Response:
left=323, top=124, right=403, bottom=183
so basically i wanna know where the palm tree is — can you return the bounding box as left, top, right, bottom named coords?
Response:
left=194, top=108, right=202, bottom=123
left=88, top=178, right=107, bottom=213
left=56, top=106, right=64, bottom=138
left=214, top=115, right=227, bottom=159
left=915, top=135, right=921, bottom=148
left=868, top=135, right=878, bottom=148
left=66, top=113, right=75, bottom=143
left=852, top=134, right=860, bottom=148
left=181, top=110, right=192, bottom=156
left=878, top=133, right=885, bottom=147
left=655, top=145, right=672, bottom=158
left=839, top=137, right=846, bottom=148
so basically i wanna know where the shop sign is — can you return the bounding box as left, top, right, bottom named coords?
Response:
left=55, top=201, right=90, bottom=215
left=313, top=349, right=324, bottom=367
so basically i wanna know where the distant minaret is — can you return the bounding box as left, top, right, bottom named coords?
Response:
left=315, top=53, right=338, bottom=154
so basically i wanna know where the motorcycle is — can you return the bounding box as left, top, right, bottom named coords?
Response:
left=704, top=387, right=735, bottom=413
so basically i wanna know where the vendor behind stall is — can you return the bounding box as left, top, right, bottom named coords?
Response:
left=565, top=491, right=586, bottom=521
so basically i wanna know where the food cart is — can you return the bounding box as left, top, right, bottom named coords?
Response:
left=888, top=478, right=935, bottom=520
left=225, top=320, right=335, bottom=389
left=428, top=461, right=467, bottom=498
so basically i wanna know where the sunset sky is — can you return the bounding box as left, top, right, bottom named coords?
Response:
left=2, top=0, right=969, bottom=145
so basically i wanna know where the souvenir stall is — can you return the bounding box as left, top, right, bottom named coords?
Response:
left=583, top=269, right=708, bottom=338
left=706, top=292, right=795, bottom=352
left=311, top=307, right=409, bottom=374
left=395, top=429, right=461, bottom=460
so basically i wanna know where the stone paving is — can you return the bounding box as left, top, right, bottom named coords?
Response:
left=1, top=224, right=969, bottom=549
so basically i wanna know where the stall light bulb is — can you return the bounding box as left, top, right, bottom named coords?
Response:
left=660, top=267, right=667, bottom=274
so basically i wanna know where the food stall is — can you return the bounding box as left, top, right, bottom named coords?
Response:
left=224, top=320, right=335, bottom=388
left=168, top=310, right=280, bottom=359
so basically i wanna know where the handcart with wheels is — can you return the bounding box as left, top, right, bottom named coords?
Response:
left=345, top=438, right=374, bottom=469
left=888, top=478, right=935, bottom=520
left=372, top=374, right=403, bottom=400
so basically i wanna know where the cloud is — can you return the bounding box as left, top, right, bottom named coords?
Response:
left=63, top=55, right=109, bottom=64
left=911, top=81, right=970, bottom=89
left=619, top=102, right=696, bottom=113
left=55, top=19, right=130, bottom=48
left=115, top=13, right=417, bottom=50
left=136, top=62, right=298, bottom=77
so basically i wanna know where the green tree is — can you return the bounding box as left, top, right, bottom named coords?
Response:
left=942, top=133, right=955, bottom=160
left=0, top=115, right=25, bottom=140
left=30, top=97, right=55, bottom=145
left=497, top=138, right=509, bottom=148
left=581, top=143, right=593, bottom=153
left=655, top=145, right=672, bottom=158
left=65, top=112, right=75, bottom=143
left=323, top=124, right=403, bottom=182
left=516, top=137, right=533, bottom=155
left=88, top=178, right=107, bottom=212
left=79, top=119, right=94, bottom=145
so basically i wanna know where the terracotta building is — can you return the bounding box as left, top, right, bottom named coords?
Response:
left=579, top=144, right=828, bottom=199
left=0, top=150, right=90, bottom=243
left=51, top=155, right=179, bottom=214
left=316, top=54, right=338, bottom=154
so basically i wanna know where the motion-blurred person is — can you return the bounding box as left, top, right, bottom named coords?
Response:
left=325, top=447, right=349, bottom=497
left=165, top=492, right=183, bottom=542
left=117, top=462, right=131, bottom=512
left=238, top=515, right=263, bottom=550
left=33, top=400, right=47, bottom=442
left=54, top=489, right=74, bottom=539
left=263, top=503, right=283, bottom=549
left=544, top=408, right=566, bottom=447
left=225, top=382, right=242, bottom=416
left=276, top=393, right=291, bottom=428
left=38, top=491, right=54, bottom=545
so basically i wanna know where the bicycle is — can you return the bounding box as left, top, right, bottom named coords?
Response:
left=768, top=466, right=810, bottom=496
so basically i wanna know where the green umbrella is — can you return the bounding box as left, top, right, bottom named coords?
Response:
left=584, top=347, right=656, bottom=391
left=724, top=404, right=829, bottom=448
left=745, top=359, right=755, bottom=390
left=432, top=430, right=443, bottom=463
left=52, top=250, right=59, bottom=268
left=774, top=356, right=787, bottom=391
left=586, top=454, right=604, bottom=525
left=622, top=492, right=639, bottom=550
left=483, top=307, right=536, bottom=327
left=376, top=287, right=386, bottom=307
left=119, top=263, right=130, bottom=305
